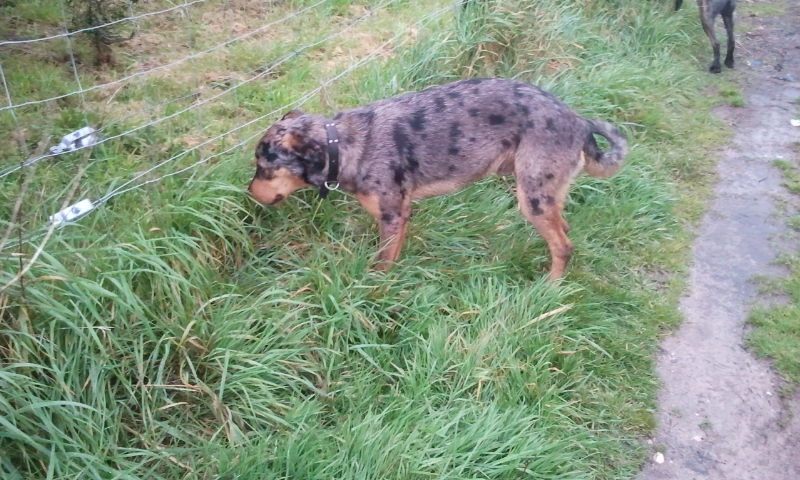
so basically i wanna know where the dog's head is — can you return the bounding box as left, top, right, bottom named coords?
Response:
left=248, top=110, right=327, bottom=205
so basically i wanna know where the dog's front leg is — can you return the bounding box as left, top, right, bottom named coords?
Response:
left=699, top=3, right=722, bottom=73
left=722, top=6, right=735, bottom=69
left=357, top=193, right=411, bottom=270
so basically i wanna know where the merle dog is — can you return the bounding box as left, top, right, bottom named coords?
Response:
left=248, top=78, right=627, bottom=280
left=676, top=0, right=736, bottom=73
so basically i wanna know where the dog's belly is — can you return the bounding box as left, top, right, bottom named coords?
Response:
left=411, top=179, right=469, bottom=199
left=411, top=153, right=515, bottom=200
left=485, top=151, right=516, bottom=176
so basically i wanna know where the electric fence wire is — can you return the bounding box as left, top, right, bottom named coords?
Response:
left=0, top=0, right=331, bottom=112
left=0, top=0, right=399, bottom=180
left=0, top=1, right=457, bottom=278
left=0, top=0, right=208, bottom=46
left=94, top=2, right=456, bottom=206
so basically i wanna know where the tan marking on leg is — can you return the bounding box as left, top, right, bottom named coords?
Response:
left=358, top=193, right=411, bottom=270
left=516, top=182, right=573, bottom=281
left=357, top=192, right=381, bottom=219
left=383, top=207, right=410, bottom=263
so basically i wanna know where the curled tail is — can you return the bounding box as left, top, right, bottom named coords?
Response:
left=582, top=118, right=628, bottom=178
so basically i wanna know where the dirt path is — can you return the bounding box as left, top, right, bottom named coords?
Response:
left=638, top=1, right=800, bottom=479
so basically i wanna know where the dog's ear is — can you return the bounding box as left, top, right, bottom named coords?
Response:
left=279, top=130, right=323, bottom=156
left=281, top=109, right=304, bottom=120
left=277, top=129, right=326, bottom=176
left=255, top=139, right=273, bottom=165
left=279, top=131, right=305, bottom=153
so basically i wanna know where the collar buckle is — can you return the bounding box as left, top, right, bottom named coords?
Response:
left=320, top=120, right=341, bottom=199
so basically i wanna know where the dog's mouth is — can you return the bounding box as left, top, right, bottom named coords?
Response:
left=268, top=194, right=285, bottom=205
left=248, top=179, right=287, bottom=206
left=247, top=188, right=285, bottom=206
left=249, top=168, right=307, bottom=206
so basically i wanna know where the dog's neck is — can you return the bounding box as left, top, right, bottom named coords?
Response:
left=312, top=113, right=361, bottom=195
left=319, top=121, right=341, bottom=199
left=298, top=111, right=372, bottom=196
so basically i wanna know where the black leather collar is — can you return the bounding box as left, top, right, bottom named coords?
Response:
left=320, top=121, right=340, bottom=199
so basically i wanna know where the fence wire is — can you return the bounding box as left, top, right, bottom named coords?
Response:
left=0, top=0, right=208, bottom=46
left=0, top=0, right=397, bottom=180
left=0, top=0, right=458, bottom=292
left=0, top=0, right=331, bottom=112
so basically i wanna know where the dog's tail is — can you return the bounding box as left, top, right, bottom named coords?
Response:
left=582, top=119, right=627, bottom=178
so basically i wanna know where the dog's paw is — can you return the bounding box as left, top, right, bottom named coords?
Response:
left=724, top=59, right=735, bottom=69
left=709, top=63, right=722, bottom=74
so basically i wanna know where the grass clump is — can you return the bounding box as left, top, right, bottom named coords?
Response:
left=719, top=83, right=746, bottom=107
left=748, top=157, right=800, bottom=384
left=774, top=158, right=800, bottom=194
left=2, top=0, right=732, bottom=478
left=749, top=256, right=800, bottom=383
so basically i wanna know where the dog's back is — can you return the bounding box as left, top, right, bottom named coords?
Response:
left=336, top=79, right=625, bottom=197
left=336, top=78, right=627, bottom=278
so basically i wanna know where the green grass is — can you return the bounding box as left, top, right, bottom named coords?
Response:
left=746, top=0, right=788, bottom=17
left=719, top=83, right=746, bottom=107
left=1, top=0, right=735, bottom=478
left=774, top=158, right=800, bottom=194
left=749, top=255, right=800, bottom=384
left=748, top=157, right=800, bottom=384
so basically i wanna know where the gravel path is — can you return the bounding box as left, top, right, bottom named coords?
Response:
left=638, top=1, right=800, bottom=478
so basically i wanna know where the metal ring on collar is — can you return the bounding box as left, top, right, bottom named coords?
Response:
left=324, top=181, right=340, bottom=191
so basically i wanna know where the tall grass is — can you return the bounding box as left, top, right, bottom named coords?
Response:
left=1, top=0, right=728, bottom=478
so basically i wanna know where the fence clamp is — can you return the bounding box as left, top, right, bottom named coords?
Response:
left=50, top=199, right=95, bottom=227
left=49, top=126, right=98, bottom=155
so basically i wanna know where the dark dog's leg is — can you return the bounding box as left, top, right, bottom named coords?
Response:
left=722, top=2, right=735, bottom=69
left=675, top=0, right=683, bottom=10
left=357, top=192, right=411, bottom=270
left=700, top=3, right=722, bottom=73
left=516, top=173, right=574, bottom=280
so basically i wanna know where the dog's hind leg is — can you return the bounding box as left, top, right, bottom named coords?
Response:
left=722, top=1, right=735, bottom=69
left=357, top=192, right=411, bottom=270
left=515, top=169, right=575, bottom=281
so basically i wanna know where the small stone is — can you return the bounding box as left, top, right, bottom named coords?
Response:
left=693, top=435, right=703, bottom=442
left=654, top=452, right=665, bottom=464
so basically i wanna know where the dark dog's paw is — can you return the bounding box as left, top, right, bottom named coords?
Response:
left=725, top=59, right=734, bottom=69
left=709, top=63, right=722, bottom=74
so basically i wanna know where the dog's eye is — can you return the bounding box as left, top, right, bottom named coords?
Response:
left=256, top=142, right=271, bottom=161
left=255, top=152, right=270, bottom=170
left=255, top=165, right=276, bottom=180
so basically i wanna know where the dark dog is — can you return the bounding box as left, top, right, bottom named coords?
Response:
left=676, top=0, right=736, bottom=73
left=248, top=78, right=627, bottom=280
